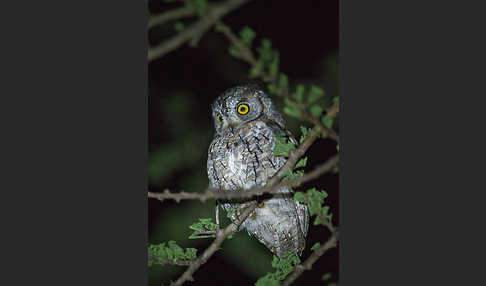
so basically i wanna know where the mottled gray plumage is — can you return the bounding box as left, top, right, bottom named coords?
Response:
left=207, top=85, right=309, bottom=258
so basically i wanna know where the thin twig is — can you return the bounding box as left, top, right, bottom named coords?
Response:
left=170, top=201, right=258, bottom=286
left=148, top=0, right=253, bottom=62
left=149, top=255, right=194, bottom=266
left=148, top=7, right=195, bottom=29
left=281, top=231, right=339, bottom=286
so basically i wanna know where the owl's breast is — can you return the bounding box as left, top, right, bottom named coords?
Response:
left=207, top=121, right=285, bottom=192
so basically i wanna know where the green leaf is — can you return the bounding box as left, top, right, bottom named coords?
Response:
left=295, top=157, right=307, bottom=168
left=326, top=212, right=333, bottom=222
left=311, top=242, right=321, bottom=251
left=228, top=45, right=240, bottom=58
left=322, top=272, right=332, bottom=281
left=278, top=73, right=289, bottom=92
left=184, top=0, right=208, bottom=15
left=173, top=21, right=185, bottom=32
left=307, top=85, right=325, bottom=104
left=294, top=192, right=305, bottom=202
left=148, top=241, right=197, bottom=266
left=300, top=188, right=328, bottom=217
left=283, top=170, right=304, bottom=181
left=240, top=26, right=256, bottom=47
left=320, top=190, right=329, bottom=199
left=292, top=84, right=305, bottom=103
left=267, top=83, right=277, bottom=95
left=256, top=39, right=273, bottom=63
left=273, top=135, right=296, bottom=157
left=188, top=218, right=218, bottom=239
left=185, top=248, right=197, bottom=259
left=255, top=253, right=300, bottom=285
left=255, top=274, right=279, bottom=286
left=299, top=126, right=310, bottom=144
left=322, top=115, right=334, bottom=129
left=283, top=98, right=301, bottom=118
left=269, top=51, right=279, bottom=77
left=168, top=240, right=184, bottom=262
left=261, top=38, right=272, bottom=50
left=283, top=106, right=301, bottom=118
left=310, top=105, right=324, bottom=117
left=249, top=61, right=263, bottom=78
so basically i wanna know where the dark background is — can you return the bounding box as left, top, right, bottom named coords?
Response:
left=148, top=0, right=339, bottom=285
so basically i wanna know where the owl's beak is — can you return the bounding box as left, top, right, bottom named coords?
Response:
left=221, top=119, right=240, bottom=133
left=227, top=117, right=242, bottom=128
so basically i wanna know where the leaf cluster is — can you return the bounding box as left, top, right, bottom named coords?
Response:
left=255, top=252, right=301, bottom=286
left=273, top=126, right=311, bottom=181
left=188, top=218, right=218, bottom=239
left=273, top=134, right=295, bottom=157
left=148, top=241, right=197, bottom=267
left=294, top=188, right=333, bottom=226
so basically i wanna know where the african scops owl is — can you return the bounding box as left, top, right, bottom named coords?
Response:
left=207, top=85, right=309, bottom=258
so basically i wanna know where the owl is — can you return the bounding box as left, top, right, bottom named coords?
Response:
left=207, top=85, right=309, bottom=258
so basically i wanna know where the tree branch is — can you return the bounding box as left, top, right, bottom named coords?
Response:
left=281, top=231, right=339, bottom=286
left=148, top=124, right=338, bottom=203
left=148, top=0, right=253, bottom=62
left=170, top=201, right=258, bottom=286
left=148, top=7, right=195, bottom=30
left=149, top=255, right=194, bottom=266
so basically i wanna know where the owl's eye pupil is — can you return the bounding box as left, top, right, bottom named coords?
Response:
left=237, top=104, right=250, bottom=115
left=217, top=114, right=223, bottom=124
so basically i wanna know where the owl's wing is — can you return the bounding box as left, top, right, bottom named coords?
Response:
left=261, top=122, right=310, bottom=254
left=295, top=197, right=309, bottom=240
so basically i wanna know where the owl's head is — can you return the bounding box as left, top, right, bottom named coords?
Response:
left=211, top=85, right=285, bottom=135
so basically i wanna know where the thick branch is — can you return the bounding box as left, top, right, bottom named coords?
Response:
left=148, top=0, right=252, bottom=62
left=170, top=201, right=258, bottom=286
left=281, top=231, right=339, bottom=286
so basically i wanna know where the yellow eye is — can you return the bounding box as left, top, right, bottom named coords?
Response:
left=217, top=114, right=223, bottom=124
left=237, top=104, right=250, bottom=115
